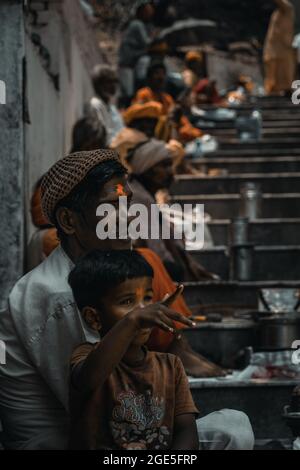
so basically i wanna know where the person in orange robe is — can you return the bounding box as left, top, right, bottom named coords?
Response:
left=263, top=0, right=296, bottom=95
left=133, top=61, right=202, bottom=143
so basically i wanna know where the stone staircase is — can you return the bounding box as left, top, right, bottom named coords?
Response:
left=172, top=96, right=300, bottom=443
left=171, top=96, right=300, bottom=308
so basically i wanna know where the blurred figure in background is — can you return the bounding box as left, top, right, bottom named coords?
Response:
left=27, top=178, right=59, bottom=272
left=182, top=51, right=204, bottom=89
left=111, top=101, right=196, bottom=175
left=110, top=101, right=161, bottom=164
left=119, top=1, right=155, bottom=105
left=70, top=115, right=107, bottom=153
left=192, top=78, right=222, bottom=106
left=127, top=139, right=216, bottom=282
left=89, top=65, right=124, bottom=146
left=263, top=0, right=295, bottom=95
left=134, top=61, right=202, bottom=143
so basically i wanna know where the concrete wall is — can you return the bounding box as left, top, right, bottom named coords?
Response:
left=0, top=1, right=103, bottom=306
left=0, top=1, right=24, bottom=309
left=206, top=50, right=263, bottom=91
left=24, top=2, right=101, bottom=244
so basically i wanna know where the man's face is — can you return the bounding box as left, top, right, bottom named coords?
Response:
left=132, top=118, right=158, bottom=137
left=99, top=277, right=154, bottom=346
left=149, top=68, right=166, bottom=92
left=140, top=4, right=155, bottom=22
left=74, top=175, right=133, bottom=251
left=98, top=79, right=118, bottom=102
left=147, top=158, right=174, bottom=190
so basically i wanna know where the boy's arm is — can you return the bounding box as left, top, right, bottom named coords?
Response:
left=72, top=286, right=195, bottom=396
left=172, top=414, right=199, bottom=450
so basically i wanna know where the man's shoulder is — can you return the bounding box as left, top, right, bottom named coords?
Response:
left=90, top=96, right=105, bottom=110
left=9, top=246, right=72, bottom=303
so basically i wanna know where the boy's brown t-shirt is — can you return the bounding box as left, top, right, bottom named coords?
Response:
left=69, top=344, right=199, bottom=450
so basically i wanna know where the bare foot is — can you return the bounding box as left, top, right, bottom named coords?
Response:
left=182, top=352, right=227, bottom=378
left=167, top=335, right=226, bottom=378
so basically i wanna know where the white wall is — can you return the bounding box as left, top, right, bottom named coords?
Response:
left=24, top=5, right=96, bottom=242
left=0, top=0, right=24, bottom=309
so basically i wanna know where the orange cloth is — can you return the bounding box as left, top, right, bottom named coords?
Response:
left=43, top=228, right=60, bottom=257
left=123, top=101, right=163, bottom=125
left=134, top=87, right=174, bottom=115
left=263, top=0, right=295, bottom=94
left=30, top=184, right=60, bottom=261
left=31, top=186, right=49, bottom=228
left=133, top=87, right=202, bottom=143
left=138, top=248, right=192, bottom=352
left=179, top=115, right=203, bottom=142
left=185, top=51, right=203, bottom=63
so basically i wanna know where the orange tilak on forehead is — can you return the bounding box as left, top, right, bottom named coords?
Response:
left=115, top=183, right=126, bottom=196
left=136, top=287, right=145, bottom=299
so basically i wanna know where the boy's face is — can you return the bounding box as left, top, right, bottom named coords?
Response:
left=98, top=276, right=154, bottom=346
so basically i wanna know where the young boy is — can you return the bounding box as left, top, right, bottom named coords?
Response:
left=68, top=250, right=199, bottom=450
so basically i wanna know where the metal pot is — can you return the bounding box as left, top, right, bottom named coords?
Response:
left=235, top=311, right=300, bottom=350
left=182, top=318, right=257, bottom=369
left=258, top=313, right=300, bottom=350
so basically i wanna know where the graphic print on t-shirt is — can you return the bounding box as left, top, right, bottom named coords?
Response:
left=110, top=389, right=170, bottom=449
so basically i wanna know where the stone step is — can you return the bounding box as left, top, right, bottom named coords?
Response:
left=220, top=138, right=300, bottom=150
left=191, top=156, right=300, bottom=174
left=190, top=378, right=296, bottom=441
left=195, top=117, right=300, bottom=130
left=213, top=148, right=300, bottom=157
left=208, top=128, right=300, bottom=139
left=208, top=218, right=300, bottom=246
left=172, top=173, right=300, bottom=195
left=201, top=100, right=300, bottom=114
left=260, top=113, right=300, bottom=121
left=172, top=193, right=300, bottom=219
left=190, top=245, right=300, bottom=281
left=182, top=280, right=300, bottom=308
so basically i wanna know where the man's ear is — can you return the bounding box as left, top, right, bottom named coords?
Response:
left=55, top=206, right=77, bottom=236
left=82, top=306, right=102, bottom=331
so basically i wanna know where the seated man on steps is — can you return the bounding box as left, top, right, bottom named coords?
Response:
left=0, top=149, right=254, bottom=450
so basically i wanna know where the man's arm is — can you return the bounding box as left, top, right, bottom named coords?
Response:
left=172, top=414, right=199, bottom=450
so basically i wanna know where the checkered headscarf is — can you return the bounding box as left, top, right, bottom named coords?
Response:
left=41, top=149, right=120, bottom=223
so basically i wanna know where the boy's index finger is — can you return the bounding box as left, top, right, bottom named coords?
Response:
left=161, top=285, right=184, bottom=307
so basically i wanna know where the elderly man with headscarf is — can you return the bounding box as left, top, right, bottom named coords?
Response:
left=127, top=139, right=216, bottom=282
left=89, top=65, right=125, bottom=146
left=111, top=101, right=186, bottom=173
left=0, top=149, right=254, bottom=451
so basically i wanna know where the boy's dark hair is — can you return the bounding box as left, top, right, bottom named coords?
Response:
left=54, top=159, right=127, bottom=243
left=68, top=250, right=154, bottom=311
